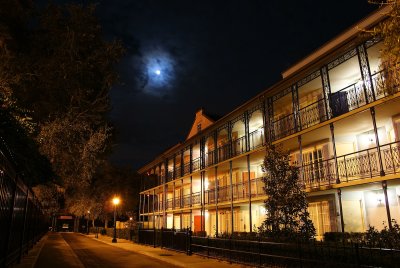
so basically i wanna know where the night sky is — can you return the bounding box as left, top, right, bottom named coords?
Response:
left=87, top=1, right=377, bottom=169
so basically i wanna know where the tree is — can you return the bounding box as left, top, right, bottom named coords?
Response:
left=259, top=145, right=315, bottom=241
left=369, top=0, right=400, bottom=95
left=0, top=2, right=124, bottom=193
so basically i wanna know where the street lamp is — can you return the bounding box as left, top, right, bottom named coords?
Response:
left=112, top=197, right=120, bottom=243
left=87, top=210, right=90, bottom=235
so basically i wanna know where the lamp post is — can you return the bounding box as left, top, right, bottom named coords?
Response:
left=112, top=197, right=120, bottom=243
left=87, top=210, right=90, bottom=235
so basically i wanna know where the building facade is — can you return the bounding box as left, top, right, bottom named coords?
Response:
left=138, top=6, right=400, bottom=240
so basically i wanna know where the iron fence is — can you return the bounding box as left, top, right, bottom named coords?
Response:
left=137, top=228, right=399, bottom=267
left=0, top=149, right=48, bottom=267
left=138, top=228, right=191, bottom=254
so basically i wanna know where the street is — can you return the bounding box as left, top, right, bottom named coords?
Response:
left=34, top=233, right=177, bottom=268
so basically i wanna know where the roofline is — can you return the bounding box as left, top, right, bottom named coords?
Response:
left=137, top=5, right=391, bottom=174
left=282, top=5, right=390, bottom=79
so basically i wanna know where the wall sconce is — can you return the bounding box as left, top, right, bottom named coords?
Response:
left=377, top=193, right=384, bottom=206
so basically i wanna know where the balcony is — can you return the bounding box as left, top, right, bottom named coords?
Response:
left=142, top=178, right=267, bottom=214
left=300, top=141, right=400, bottom=189
left=271, top=69, right=400, bottom=142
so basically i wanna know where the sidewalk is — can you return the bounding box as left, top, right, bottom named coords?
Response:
left=14, top=232, right=248, bottom=268
left=88, top=234, right=247, bottom=268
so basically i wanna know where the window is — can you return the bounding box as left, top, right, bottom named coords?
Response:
left=393, top=115, right=400, bottom=141
left=197, top=123, right=201, bottom=133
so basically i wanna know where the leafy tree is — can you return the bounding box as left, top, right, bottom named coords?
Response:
left=0, top=1, right=124, bottom=193
left=369, top=0, right=400, bottom=95
left=259, top=145, right=315, bottom=241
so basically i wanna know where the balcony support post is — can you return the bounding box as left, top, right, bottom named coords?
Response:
left=200, top=137, right=205, bottom=169
left=337, top=188, right=345, bottom=233
left=139, top=193, right=143, bottom=227
left=163, top=173, right=167, bottom=228
left=181, top=150, right=184, bottom=177
left=266, top=97, right=274, bottom=143
left=173, top=181, right=176, bottom=211
left=330, top=123, right=341, bottom=184
left=247, top=154, right=252, bottom=233
left=370, top=107, right=385, bottom=176
left=228, top=121, right=233, bottom=158
left=190, top=175, right=193, bottom=231
left=200, top=171, right=204, bottom=232
left=244, top=111, right=250, bottom=152
left=173, top=155, right=176, bottom=180
left=292, top=84, right=301, bottom=131
left=190, top=145, right=193, bottom=174
left=229, top=161, right=234, bottom=234
left=215, top=166, right=219, bottom=237
left=321, top=66, right=332, bottom=120
left=298, top=136, right=304, bottom=185
left=153, top=189, right=156, bottom=228
left=147, top=193, right=150, bottom=229
left=214, top=131, right=218, bottom=164
left=357, top=44, right=375, bottom=103
left=382, top=180, right=393, bottom=229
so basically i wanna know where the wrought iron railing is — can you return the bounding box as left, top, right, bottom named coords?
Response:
left=299, top=98, right=328, bottom=129
left=249, top=128, right=264, bottom=150
left=174, top=196, right=182, bottom=208
left=192, top=157, right=200, bottom=172
left=231, top=136, right=246, bottom=157
left=166, top=198, right=173, bottom=210
left=217, top=143, right=231, bottom=162
left=192, top=192, right=201, bottom=205
left=183, top=162, right=190, bottom=175
left=183, top=194, right=191, bottom=207
left=272, top=113, right=296, bottom=141
left=175, top=165, right=182, bottom=178
left=206, top=150, right=216, bottom=167
left=167, top=170, right=174, bottom=181
left=299, top=141, right=400, bottom=188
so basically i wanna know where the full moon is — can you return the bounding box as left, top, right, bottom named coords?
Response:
left=155, top=69, right=161, bottom=75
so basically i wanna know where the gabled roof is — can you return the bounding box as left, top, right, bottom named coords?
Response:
left=186, top=108, right=216, bottom=140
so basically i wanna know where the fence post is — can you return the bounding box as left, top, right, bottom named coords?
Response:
left=153, top=227, right=156, bottom=248
left=19, top=187, right=30, bottom=262
left=258, top=238, right=261, bottom=268
left=4, top=176, right=17, bottom=266
left=207, top=236, right=209, bottom=257
left=188, top=228, right=192, bottom=256
left=160, top=227, right=163, bottom=248
left=355, top=243, right=360, bottom=267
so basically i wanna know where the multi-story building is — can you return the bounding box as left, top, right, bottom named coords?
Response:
left=138, top=6, right=400, bottom=240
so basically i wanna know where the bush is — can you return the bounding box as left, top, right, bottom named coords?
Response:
left=365, top=220, right=400, bottom=249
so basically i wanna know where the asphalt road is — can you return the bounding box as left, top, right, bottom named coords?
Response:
left=34, top=233, right=177, bottom=268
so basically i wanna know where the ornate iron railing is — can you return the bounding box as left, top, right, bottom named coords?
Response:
left=183, top=194, right=191, bottom=207
left=166, top=198, right=173, bottom=210
left=175, top=165, right=182, bottom=178
left=249, top=128, right=264, bottom=150
left=330, top=82, right=366, bottom=117
left=205, top=189, right=216, bottom=205
left=299, top=141, right=400, bottom=188
left=174, top=196, right=182, bottom=209
left=192, top=157, right=200, bottom=172
left=231, top=136, right=246, bottom=157
left=217, top=143, right=231, bottom=162
left=167, top=170, right=174, bottom=181
left=299, top=98, right=328, bottom=129
left=183, top=162, right=190, bottom=175
left=272, top=113, right=296, bottom=141
left=206, top=150, right=216, bottom=167
left=191, top=192, right=201, bottom=205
